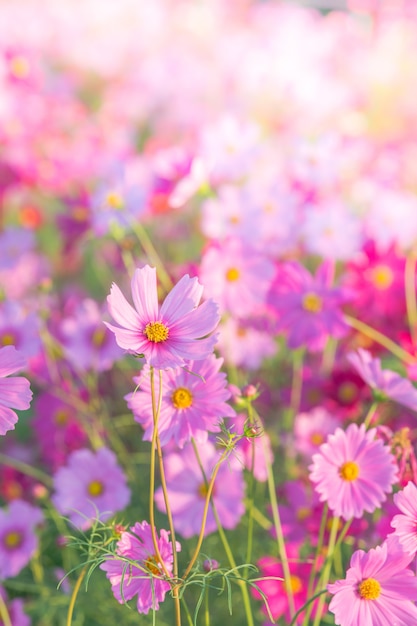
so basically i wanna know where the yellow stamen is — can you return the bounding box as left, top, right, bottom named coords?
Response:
left=144, top=321, right=169, bottom=343
left=371, top=265, right=394, bottom=290
left=88, top=480, right=104, bottom=497
left=302, top=292, right=323, bottom=313
left=9, top=55, right=30, bottom=79
left=92, top=326, right=107, bottom=348
left=172, top=387, right=193, bottom=409
left=105, top=191, right=124, bottom=210
left=290, top=575, right=303, bottom=594
left=226, top=268, right=240, bottom=282
left=338, top=381, right=357, bottom=403
left=1, top=333, right=15, bottom=346
left=358, top=578, right=381, bottom=600
left=198, top=483, right=209, bottom=498
left=310, top=432, right=324, bottom=446
left=144, top=555, right=161, bottom=576
left=4, top=530, right=22, bottom=549
left=296, top=506, right=311, bottom=521
left=339, top=461, right=359, bottom=481
left=54, top=408, right=69, bottom=426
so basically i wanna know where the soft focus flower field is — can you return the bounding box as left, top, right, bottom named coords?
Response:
left=2, top=1, right=417, bottom=625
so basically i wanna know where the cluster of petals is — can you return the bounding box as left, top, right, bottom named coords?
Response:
left=390, top=481, right=417, bottom=556
left=106, top=265, right=220, bottom=370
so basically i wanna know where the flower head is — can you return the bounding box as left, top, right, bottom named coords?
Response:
left=52, top=447, right=131, bottom=529
left=309, top=423, right=398, bottom=520
left=328, top=537, right=417, bottom=626
left=0, top=500, right=44, bottom=579
left=106, top=265, right=219, bottom=370
left=100, top=521, right=180, bottom=615
left=0, top=345, right=32, bottom=436
left=391, top=481, right=417, bottom=556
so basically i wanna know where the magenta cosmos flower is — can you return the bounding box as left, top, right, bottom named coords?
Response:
left=267, top=260, right=349, bottom=351
left=106, top=265, right=220, bottom=370
left=309, top=423, right=398, bottom=520
left=125, top=355, right=235, bottom=448
left=0, top=586, right=29, bottom=626
left=391, top=481, right=417, bottom=556
left=0, top=345, right=32, bottom=436
left=348, top=349, right=417, bottom=412
left=328, top=537, right=417, bottom=626
left=100, top=521, right=180, bottom=615
left=52, top=447, right=131, bottom=529
left=0, top=499, right=44, bottom=579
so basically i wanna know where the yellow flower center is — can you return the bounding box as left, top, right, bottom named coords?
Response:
left=371, top=265, right=394, bottom=290
left=1, top=333, right=15, bottom=346
left=358, top=578, right=381, bottom=600
left=339, top=461, right=359, bottom=481
left=105, top=191, right=124, bottom=210
left=73, top=206, right=89, bottom=222
left=302, top=292, right=323, bottom=313
left=296, top=506, right=311, bottom=521
left=198, top=482, right=209, bottom=499
left=338, top=381, right=357, bottom=403
left=92, top=326, right=107, bottom=348
left=310, top=432, right=324, bottom=446
left=4, top=530, right=22, bottom=549
left=9, top=55, right=30, bottom=79
left=54, top=408, right=69, bottom=426
left=144, top=321, right=169, bottom=343
left=172, top=387, right=193, bottom=409
left=290, top=575, right=303, bottom=594
left=144, top=555, right=161, bottom=576
left=88, top=480, right=104, bottom=497
left=226, top=267, right=240, bottom=282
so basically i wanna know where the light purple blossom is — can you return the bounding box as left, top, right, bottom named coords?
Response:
left=391, top=481, right=417, bottom=556
left=0, top=586, right=30, bottom=626
left=0, top=500, right=44, bottom=579
left=106, top=265, right=219, bottom=370
left=52, top=447, right=131, bottom=529
left=0, top=345, right=32, bottom=436
left=100, top=521, right=180, bottom=615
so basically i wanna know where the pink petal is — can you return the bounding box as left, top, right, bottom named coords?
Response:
left=160, top=275, right=203, bottom=323
left=0, top=345, right=26, bottom=377
left=130, top=266, right=159, bottom=322
left=0, top=404, right=18, bottom=435
left=107, top=283, right=142, bottom=330
left=0, top=377, right=32, bottom=410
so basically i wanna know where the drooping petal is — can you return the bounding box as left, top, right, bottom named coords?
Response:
left=0, top=377, right=32, bottom=410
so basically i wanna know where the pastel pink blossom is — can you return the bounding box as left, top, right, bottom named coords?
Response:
left=348, top=349, right=417, bottom=412
left=0, top=499, right=44, bottom=579
left=0, top=345, right=32, bottom=436
left=100, top=521, right=180, bottom=615
left=106, top=265, right=219, bottom=370
left=309, top=423, right=398, bottom=520
left=391, top=481, right=417, bottom=556
left=328, top=537, right=417, bottom=626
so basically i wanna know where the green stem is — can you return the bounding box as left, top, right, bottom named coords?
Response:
left=312, top=515, right=340, bottom=626
left=363, top=401, right=379, bottom=429
left=344, top=314, right=417, bottom=365
left=303, top=505, right=328, bottom=626
left=0, top=593, right=12, bottom=626
left=289, top=348, right=305, bottom=423
left=0, top=453, right=53, bottom=487
left=405, top=250, right=417, bottom=346
left=244, top=403, right=257, bottom=574
left=66, top=566, right=86, bottom=626
left=131, top=222, right=173, bottom=293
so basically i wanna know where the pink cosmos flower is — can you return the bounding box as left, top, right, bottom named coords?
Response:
left=309, top=423, right=398, bottom=520
left=293, top=407, right=339, bottom=458
left=328, top=537, right=417, bottom=626
left=154, top=441, right=245, bottom=538
left=100, top=521, right=180, bottom=615
left=52, top=447, right=131, bottom=529
left=125, top=355, right=235, bottom=448
left=347, top=349, right=417, bottom=412
left=0, top=586, right=29, bottom=626
left=0, top=345, right=32, bottom=436
left=106, top=265, right=219, bottom=370
left=391, top=481, right=417, bottom=556
left=0, top=499, right=44, bottom=579
left=267, top=260, right=349, bottom=351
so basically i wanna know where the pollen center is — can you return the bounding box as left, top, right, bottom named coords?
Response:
left=1, top=333, right=15, bottom=346
left=105, top=191, right=124, bottom=210
left=9, top=55, right=30, bottom=79
left=88, top=480, right=104, bottom=497
left=144, top=555, right=161, bottom=576
left=302, top=292, right=322, bottom=313
left=54, top=408, right=69, bottom=426
left=371, top=265, right=394, bottom=290
left=338, top=381, right=357, bottom=403
left=92, top=326, right=107, bottom=348
left=172, top=387, right=193, bottom=409
left=339, top=461, right=359, bottom=481
left=358, top=578, right=381, bottom=600
left=144, top=321, right=169, bottom=343
left=4, top=530, right=23, bottom=549
left=310, top=432, right=324, bottom=446
left=290, top=575, right=303, bottom=594
left=226, top=267, right=240, bottom=282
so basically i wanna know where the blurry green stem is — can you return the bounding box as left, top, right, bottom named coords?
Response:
left=289, top=348, right=305, bottom=424
left=312, top=515, right=340, bottom=626
left=405, top=250, right=417, bottom=346
left=304, top=504, right=328, bottom=626
left=0, top=453, right=53, bottom=487
left=0, top=594, right=12, bottom=626
left=344, top=314, right=417, bottom=365
left=66, top=566, right=86, bottom=626
left=364, top=401, right=379, bottom=429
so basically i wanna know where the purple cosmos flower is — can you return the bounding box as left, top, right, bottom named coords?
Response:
left=125, top=355, right=235, bottom=448
left=309, top=423, right=398, bottom=520
left=100, top=521, right=180, bottom=615
left=0, top=301, right=41, bottom=359
left=52, top=447, right=131, bottom=529
left=328, top=537, right=417, bottom=626
left=267, top=260, right=349, bottom=351
left=154, top=441, right=245, bottom=538
left=0, top=346, right=32, bottom=436
left=0, top=586, right=30, bottom=626
left=0, top=500, right=44, bottom=579
left=391, top=481, right=417, bottom=556
left=348, top=349, right=417, bottom=412
left=106, top=265, right=219, bottom=370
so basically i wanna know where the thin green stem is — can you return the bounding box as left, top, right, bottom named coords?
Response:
left=344, top=314, right=417, bottom=365
left=289, top=348, right=305, bottom=423
left=0, top=453, right=53, bottom=487
left=0, top=593, right=12, bottom=626
left=244, top=402, right=257, bottom=573
left=66, top=566, right=86, bottom=626
left=312, top=515, right=340, bottom=626
left=405, top=250, right=417, bottom=346
left=304, top=504, right=328, bottom=626
left=363, top=401, right=379, bottom=429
